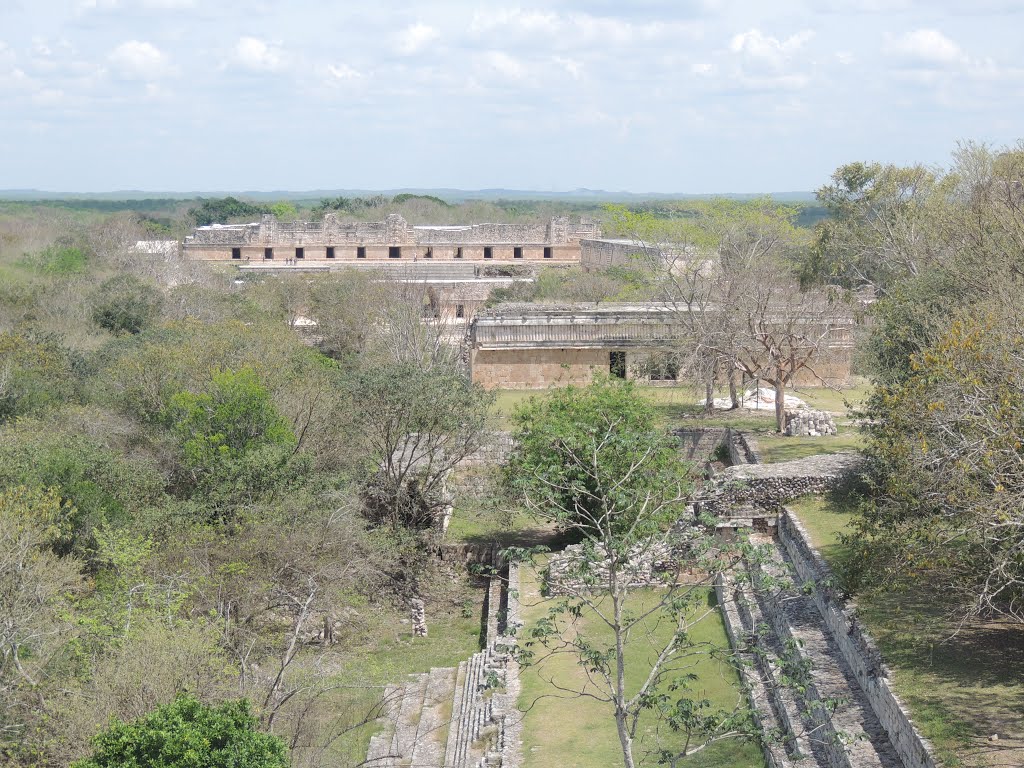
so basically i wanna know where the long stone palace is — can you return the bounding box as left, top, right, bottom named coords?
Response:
left=183, top=213, right=600, bottom=264
left=178, top=215, right=856, bottom=389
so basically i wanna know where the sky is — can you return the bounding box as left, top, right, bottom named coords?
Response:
left=1, top=0, right=1023, bottom=194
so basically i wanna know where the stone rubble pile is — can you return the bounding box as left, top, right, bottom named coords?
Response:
left=784, top=408, right=838, bottom=437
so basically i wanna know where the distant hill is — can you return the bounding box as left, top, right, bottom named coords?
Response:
left=0, top=188, right=818, bottom=204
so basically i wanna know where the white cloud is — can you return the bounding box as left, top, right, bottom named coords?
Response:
left=108, top=40, right=171, bottom=79
left=326, top=63, right=362, bottom=82
left=469, top=9, right=700, bottom=46
left=729, top=28, right=814, bottom=67
left=886, top=29, right=966, bottom=67
left=233, top=36, right=285, bottom=72
left=724, top=28, right=815, bottom=90
left=692, top=62, right=713, bottom=76
left=396, top=23, right=439, bottom=56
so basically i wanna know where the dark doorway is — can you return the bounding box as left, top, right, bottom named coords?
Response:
left=424, top=248, right=433, bottom=259
left=610, top=351, right=627, bottom=379
left=513, top=247, right=523, bottom=259
left=454, top=247, right=463, bottom=259
left=295, top=247, right=304, bottom=259
left=326, top=246, right=335, bottom=259
left=543, top=247, right=553, bottom=259
left=231, top=247, right=241, bottom=260
left=389, top=246, right=401, bottom=259
left=264, top=247, right=273, bottom=260
left=483, top=247, right=493, bottom=259
left=357, top=246, right=367, bottom=259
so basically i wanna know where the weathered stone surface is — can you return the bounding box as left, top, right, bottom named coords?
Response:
left=698, top=452, right=864, bottom=517
left=785, top=409, right=838, bottom=437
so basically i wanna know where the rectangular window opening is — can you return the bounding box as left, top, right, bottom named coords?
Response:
left=610, top=351, right=627, bottom=379
left=455, top=304, right=465, bottom=319
left=513, top=247, right=523, bottom=259
left=264, top=247, right=274, bottom=260
left=389, top=246, right=401, bottom=259
left=326, top=246, right=335, bottom=259
left=543, top=246, right=553, bottom=259
left=231, top=247, right=241, bottom=260
left=483, top=247, right=493, bottom=259
left=295, top=247, right=304, bottom=259
left=357, top=246, right=367, bottom=259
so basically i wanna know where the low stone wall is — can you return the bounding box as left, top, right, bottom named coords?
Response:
left=674, top=427, right=728, bottom=464
left=778, top=510, right=938, bottom=768
left=697, top=453, right=863, bottom=518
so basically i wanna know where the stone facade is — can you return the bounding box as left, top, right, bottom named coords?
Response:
left=183, top=213, right=599, bottom=265
left=468, top=303, right=854, bottom=390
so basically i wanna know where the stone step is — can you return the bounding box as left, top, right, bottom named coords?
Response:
left=366, top=683, right=405, bottom=767
left=409, top=666, right=458, bottom=768
left=754, top=543, right=905, bottom=768
left=390, top=673, right=428, bottom=764
left=722, top=578, right=805, bottom=768
left=443, top=661, right=470, bottom=768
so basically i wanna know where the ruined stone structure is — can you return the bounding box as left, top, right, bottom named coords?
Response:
left=366, top=563, right=523, bottom=768
left=784, top=408, right=838, bottom=437
left=183, top=213, right=599, bottom=265
left=468, top=303, right=854, bottom=390
left=579, top=237, right=656, bottom=269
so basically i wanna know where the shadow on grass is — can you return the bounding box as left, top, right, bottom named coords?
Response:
left=458, top=524, right=581, bottom=552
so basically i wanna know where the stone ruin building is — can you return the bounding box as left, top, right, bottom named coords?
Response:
left=467, top=303, right=855, bottom=390
left=182, top=212, right=600, bottom=265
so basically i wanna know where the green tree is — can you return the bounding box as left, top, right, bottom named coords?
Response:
left=91, top=274, right=164, bottom=335
left=72, top=695, right=288, bottom=768
left=505, top=380, right=752, bottom=768
left=854, top=309, right=1024, bottom=623
left=350, top=361, right=493, bottom=531
left=167, top=367, right=296, bottom=483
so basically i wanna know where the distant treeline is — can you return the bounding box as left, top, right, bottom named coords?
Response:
left=0, top=195, right=833, bottom=231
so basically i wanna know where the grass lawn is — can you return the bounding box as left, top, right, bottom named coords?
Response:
left=787, top=495, right=1024, bottom=768
left=756, top=426, right=864, bottom=464
left=517, top=566, right=764, bottom=768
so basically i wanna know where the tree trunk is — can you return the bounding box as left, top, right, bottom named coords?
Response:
left=774, top=379, right=786, bottom=433
left=704, top=380, right=714, bottom=414
left=728, top=369, right=740, bottom=410
left=612, top=580, right=637, bottom=768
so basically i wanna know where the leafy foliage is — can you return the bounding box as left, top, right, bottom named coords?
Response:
left=188, top=197, right=268, bottom=227
left=506, top=377, right=688, bottom=537
left=91, top=274, right=163, bottom=335
left=854, top=310, right=1024, bottom=621
left=71, top=695, right=288, bottom=768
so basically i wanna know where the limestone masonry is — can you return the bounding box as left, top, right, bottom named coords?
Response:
left=183, top=213, right=600, bottom=264
left=468, top=303, right=854, bottom=389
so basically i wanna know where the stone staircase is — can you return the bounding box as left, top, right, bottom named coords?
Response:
left=719, top=530, right=916, bottom=768
left=365, top=566, right=522, bottom=768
